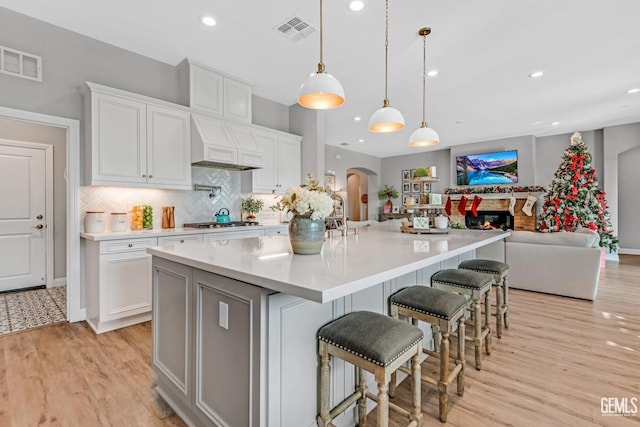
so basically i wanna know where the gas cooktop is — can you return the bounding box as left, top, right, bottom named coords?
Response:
left=183, top=221, right=260, bottom=229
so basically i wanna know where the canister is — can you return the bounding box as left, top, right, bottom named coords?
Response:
left=85, top=211, right=105, bottom=233
left=111, top=212, right=128, bottom=232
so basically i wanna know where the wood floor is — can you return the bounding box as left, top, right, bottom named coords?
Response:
left=0, top=256, right=638, bottom=427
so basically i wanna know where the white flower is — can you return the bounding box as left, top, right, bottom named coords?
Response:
left=278, top=175, right=334, bottom=220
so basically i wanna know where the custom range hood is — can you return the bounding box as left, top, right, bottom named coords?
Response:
left=191, top=114, right=264, bottom=170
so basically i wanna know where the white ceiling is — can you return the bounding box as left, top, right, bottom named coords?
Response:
left=2, top=0, right=640, bottom=158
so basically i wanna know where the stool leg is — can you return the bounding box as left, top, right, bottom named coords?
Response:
left=376, top=382, right=389, bottom=427
left=484, top=289, right=492, bottom=355
left=503, top=276, right=510, bottom=329
left=456, top=317, right=465, bottom=397
left=318, top=342, right=332, bottom=427
left=432, top=324, right=441, bottom=353
left=495, top=278, right=504, bottom=339
left=411, top=350, right=422, bottom=425
left=473, top=298, right=482, bottom=370
left=357, top=367, right=367, bottom=426
left=439, top=328, right=450, bottom=422
left=388, top=304, right=398, bottom=399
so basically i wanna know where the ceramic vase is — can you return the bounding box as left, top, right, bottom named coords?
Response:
left=288, top=214, right=324, bottom=255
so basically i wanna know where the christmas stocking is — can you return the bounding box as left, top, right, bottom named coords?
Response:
left=508, top=194, right=516, bottom=216
left=445, top=196, right=452, bottom=216
left=522, top=195, right=537, bottom=216
left=457, top=195, right=468, bottom=216
left=471, top=195, right=483, bottom=217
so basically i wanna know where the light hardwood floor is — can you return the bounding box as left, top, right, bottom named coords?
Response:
left=1, top=256, right=638, bottom=427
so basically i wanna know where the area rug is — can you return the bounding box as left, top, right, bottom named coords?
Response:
left=0, top=285, right=67, bottom=335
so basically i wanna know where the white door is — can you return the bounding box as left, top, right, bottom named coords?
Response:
left=0, top=145, right=46, bottom=292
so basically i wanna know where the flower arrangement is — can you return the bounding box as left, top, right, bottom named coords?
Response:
left=278, top=173, right=334, bottom=220
left=241, top=195, right=264, bottom=220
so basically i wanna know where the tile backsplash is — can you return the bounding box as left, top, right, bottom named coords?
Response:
left=80, top=167, right=244, bottom=231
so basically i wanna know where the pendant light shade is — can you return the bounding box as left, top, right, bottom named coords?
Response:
left=409, top=27, right=439, bottom=147
left=297, top=0, right=345, bottom=109
left=369, top=0, right=404, bottom=132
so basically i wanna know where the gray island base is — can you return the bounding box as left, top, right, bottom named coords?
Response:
left=148, top=228, right=509, bottom=427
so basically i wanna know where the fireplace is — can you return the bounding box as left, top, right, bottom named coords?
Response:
left=465, top=210, right=514, bottom=230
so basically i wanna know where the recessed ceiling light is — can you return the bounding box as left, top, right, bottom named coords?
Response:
left=551, top=121, right=560, bottom=126
left=347, top=0, right=366, bottom=12
left=427, top=70, right=439, bottom=77
left=528, top=71, right=544, bottom=78
left=358, top=138, right=365, bottom=143
left=201, top=16, right=216, bottom=26
left=354, top=116, right=362, bottom=121
left=627, top=88, right=640, bottom=94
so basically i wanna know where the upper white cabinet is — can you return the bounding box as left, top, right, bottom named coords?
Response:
left=242, top=129, right=301, bottom=194
left=179, top=59, right=252, bottom=124
left=81, top=82, right=191, bottom=190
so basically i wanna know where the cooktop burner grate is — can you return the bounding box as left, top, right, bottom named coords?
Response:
left=183, top=221, right=260, bottom=229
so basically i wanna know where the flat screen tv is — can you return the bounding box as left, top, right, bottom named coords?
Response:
left=456, top=149, right=518, bottom=185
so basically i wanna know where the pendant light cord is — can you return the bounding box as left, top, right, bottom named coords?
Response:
left=421, top=33, right=427, bottom=126
left=383, top=0, right=389, bottom=104
left=318, top=0, right=325, bottom=72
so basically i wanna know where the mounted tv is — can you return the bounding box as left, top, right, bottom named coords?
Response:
left=456, top=150, right=518, bottom=185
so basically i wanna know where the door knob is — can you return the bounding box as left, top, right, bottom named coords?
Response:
left=36, top=214, right=43, bottom=220
left=32, top=224, right=44, bottom=229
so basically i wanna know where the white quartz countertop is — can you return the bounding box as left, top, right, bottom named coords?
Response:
left=147, top=228, right=510, bottom=303
left=80, top=223, right=287, bottom=241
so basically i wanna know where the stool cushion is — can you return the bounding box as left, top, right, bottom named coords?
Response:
left=390, top=286, right=467, bottom=320
left=459, top=259, right=509, bottom=276
left=431, top=269, right=493, bottom=290
left=318, top=311, right=423, bottom=367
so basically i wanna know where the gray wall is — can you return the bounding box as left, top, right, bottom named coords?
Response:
left=252, top=95, right=290, bottom=133
left=604, top=123, right=640, bottom=252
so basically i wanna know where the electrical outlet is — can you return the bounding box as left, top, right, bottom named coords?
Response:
left=219, top=301, right=229, bottom=330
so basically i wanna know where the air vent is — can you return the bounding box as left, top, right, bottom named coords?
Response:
left=274, top=15, right=316, bottom=42
left=0, top=45, right=42, bottom=82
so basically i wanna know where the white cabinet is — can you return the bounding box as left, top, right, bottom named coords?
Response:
left=180, top=59, right=252, bottom=123
left=203, top=229, right=265, bottom=242
left=157, top=234, right=203, bottom=245
left=81, top=82, right=191, bottom=190
left=84, top=237, right=157, bottom=333
left=265, top=226, right=288, bottom=236
left=242, top=130, right=301, bottom=194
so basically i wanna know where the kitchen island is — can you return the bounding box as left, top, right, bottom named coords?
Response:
left=148, top=228, right=509, bottom=427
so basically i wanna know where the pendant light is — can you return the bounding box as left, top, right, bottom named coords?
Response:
left=298, top=0, right=345, bottom=109
left=368, top=0, right=404, bottom=132
left=409, top=27, right=439, bottom=147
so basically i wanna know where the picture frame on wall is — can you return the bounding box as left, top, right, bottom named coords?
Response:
left=411, top=169, right=417, bottom=178
left=422, top=182, right=431, bottom=193
left=403, top=195, right=416, bottom=206
left=402, top=169, right=411, bottom=181
left=412, top=182, right=421, bottom=193
left=402, top=182, right=411, bottom=193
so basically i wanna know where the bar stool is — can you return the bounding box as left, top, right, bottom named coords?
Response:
left=431, top=269, right=494, bottom=370
left=389, top=286, right=468, bottom=422
left=458, top=259, right=510, bottom=338
left=317, top=311, right=423, bottom=427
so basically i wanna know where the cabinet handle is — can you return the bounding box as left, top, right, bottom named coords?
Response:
left=148, top=175, right=153, bottom=178
left=180, top=239, right=185, bottom=243
left=142, top=174, right=147, bottom=178
left=128, top=243, right=133, bottom=248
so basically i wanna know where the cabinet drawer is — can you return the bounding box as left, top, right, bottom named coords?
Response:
left=265, top=228, right=288, bottom=236
left=158, top=234, right=203, bottom=245
left=100, top=237, right=158, bottom=254
left=203, top=229, right=265, bottom=242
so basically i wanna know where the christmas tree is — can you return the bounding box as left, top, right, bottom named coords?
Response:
left=538, top=132, right=618, bottom=252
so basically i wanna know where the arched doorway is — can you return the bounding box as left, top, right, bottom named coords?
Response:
left=346, top=168, right=377, bottom=221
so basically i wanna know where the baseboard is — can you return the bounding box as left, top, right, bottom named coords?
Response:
left=618, top=248, right=640, bottom=255
left=51, top=278, right=67, bottom=287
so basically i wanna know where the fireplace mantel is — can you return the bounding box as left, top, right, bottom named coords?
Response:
left=446, top=192, right=545, bottom=201
left=446, top=193, right=544, bottom=231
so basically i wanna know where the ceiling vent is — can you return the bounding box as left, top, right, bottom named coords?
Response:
left=1, top=45, right=42, bottom=82
left=274, top=15, right=316, bottom=42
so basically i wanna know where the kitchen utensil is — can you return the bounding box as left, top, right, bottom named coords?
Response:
left=162, top=206, right=175, bottom=229
left=215, top=208, right=231, bottom=223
